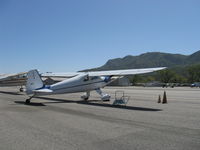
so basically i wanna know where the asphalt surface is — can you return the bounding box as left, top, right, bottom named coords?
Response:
left=0, top=86, right=200, bottom=150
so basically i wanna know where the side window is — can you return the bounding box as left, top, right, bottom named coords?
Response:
left=84, top=75, right=89, bottom=81
left=91, top=76, right=98, bottom=80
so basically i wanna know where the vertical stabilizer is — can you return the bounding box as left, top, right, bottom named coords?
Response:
left=26, top=70, right=44, bottom=95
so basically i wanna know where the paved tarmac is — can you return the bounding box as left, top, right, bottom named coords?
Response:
left=0, top=86, right=200, bottom=150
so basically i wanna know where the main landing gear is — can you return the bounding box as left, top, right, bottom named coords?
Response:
left=95, top=88, right=110, bottom=101
left=81, top=89, right=110, bottom=101
left=81, top=91, right=90, bottom=101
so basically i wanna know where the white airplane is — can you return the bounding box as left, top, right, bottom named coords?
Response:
left=23, top=67, right=166, bottom=104
left=0, top=72, right=27, bottom=91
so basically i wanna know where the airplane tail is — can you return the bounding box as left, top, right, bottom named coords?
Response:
left=26, top=69, right=44, bottom=95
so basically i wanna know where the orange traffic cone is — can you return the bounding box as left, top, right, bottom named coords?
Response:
left=162, top=91, right=167, bottom=104
left=158, top=95, right=161, bottom=103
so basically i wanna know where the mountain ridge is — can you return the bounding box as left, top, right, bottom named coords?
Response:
left=86, top=50, right=200, bottom=71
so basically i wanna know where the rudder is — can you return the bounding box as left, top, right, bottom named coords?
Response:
left=26, top=70, right=44, bottom=95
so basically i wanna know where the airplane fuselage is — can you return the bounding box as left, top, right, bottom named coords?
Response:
left=34, top=74, right=111, bottom=96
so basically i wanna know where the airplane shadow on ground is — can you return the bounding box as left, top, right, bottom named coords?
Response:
left=0, top=91, right=23, bottom=95
left=0, top=90, right=44, bottom=106
left=14, top=101, right=46, bottom=106
left=32, top=96, right=162, bottom=111
left=2, top=91, right=161, bottom=111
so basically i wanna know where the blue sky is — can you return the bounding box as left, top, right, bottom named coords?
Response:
left=0, top=0, right=200, bottom=73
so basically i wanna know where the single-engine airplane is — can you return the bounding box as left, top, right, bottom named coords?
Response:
left=23, top=67, right=166, bottom=104
left=0, top=67, right=166, bottom=103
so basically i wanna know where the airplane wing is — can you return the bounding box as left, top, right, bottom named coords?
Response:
left=87, top=67, right=166, bottom=76
left=41, top=72, right=80, bottom=78
left=42, top=67, right=166, bottom=78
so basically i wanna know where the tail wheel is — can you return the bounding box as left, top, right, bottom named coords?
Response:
left=25, top=99, right=30, bottom=104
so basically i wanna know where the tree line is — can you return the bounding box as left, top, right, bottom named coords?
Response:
left=130, top=64, right=200, bottom=84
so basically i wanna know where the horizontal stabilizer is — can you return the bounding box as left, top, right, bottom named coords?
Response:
left=33, top=89, right=53, bottom=93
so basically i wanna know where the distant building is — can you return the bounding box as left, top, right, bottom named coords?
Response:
left=144, top=81, right=163, bottom=87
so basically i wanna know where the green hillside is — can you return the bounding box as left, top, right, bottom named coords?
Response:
left=89, top=51, right=200, bottom=71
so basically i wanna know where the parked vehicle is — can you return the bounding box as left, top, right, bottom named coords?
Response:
left=191, top=82, right=200, bottom=88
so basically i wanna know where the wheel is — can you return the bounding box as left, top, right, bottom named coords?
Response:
left=19, top=88, right=24, bottom=92
left=101, top=94, right=111, bottom=101
left=25, top=99, right=30, bottom=104
left=81, top=94, right=89, bottom=101
left=102, top=99, right=110, bottom=102
left=83, top=97, right=89, bottom=101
